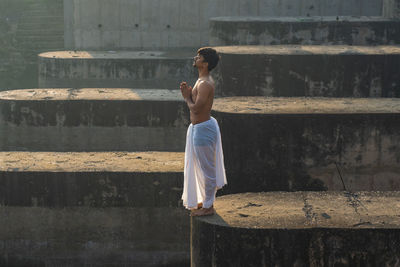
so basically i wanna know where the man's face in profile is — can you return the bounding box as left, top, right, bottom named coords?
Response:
left=193, top=54, right=204, bottom=68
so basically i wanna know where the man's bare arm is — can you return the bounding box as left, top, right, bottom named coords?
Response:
left=180, top=81, right=211, bottom=114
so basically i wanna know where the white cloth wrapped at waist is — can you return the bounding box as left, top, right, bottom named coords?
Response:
left=182, top=117, right=227, bottom=209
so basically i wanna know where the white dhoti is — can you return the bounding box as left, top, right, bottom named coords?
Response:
left=182, top=117, right=227, bottom=209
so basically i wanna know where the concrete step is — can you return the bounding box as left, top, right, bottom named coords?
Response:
left=212, top=45, right=400, bottom=97
left=0, top=206, right=189, bottom=266
left=16, top=35, right=64, bottom=42
left=0, top=151, right=188, bottom=266
left=0, top=151, right=184, bottom=207
left=19, top=16, right=63, bottom=22
left=38, top=50, right=197, bottom=89
left=22, top=9, right=63, bottom=15
left=16, top=29, right=64, bottom=36
left=0, top=88, right=189, bottom=151
left=210, top=16, right=400, bottom=46
left=15, top=42, right=65, bottom=51
left=18, top=20, right=63, bottom=27
left=211, top=96, right=400, bottom=193
left=192, top=191, right=400, bottom=266
left=17, top=23, right=64, bottom=31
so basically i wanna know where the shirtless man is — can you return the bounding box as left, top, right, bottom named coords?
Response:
left=180, top=47, right=227, bottom=216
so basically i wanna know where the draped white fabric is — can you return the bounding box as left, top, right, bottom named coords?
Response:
left=182, top=117, right=227, bottom=209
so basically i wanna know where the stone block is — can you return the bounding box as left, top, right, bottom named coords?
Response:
left=192, top=192, right=400, bottom=266
left=212, top=97, right=400, bottom=192
left=38, top=50, right=197, bottom=89
left=212, top=45, right=400, bottom=97
left=0, top=151, right=184, bottom=207
left=0, top=151, right=189, bottom=265
left=0, top=88, right=190, bottom=151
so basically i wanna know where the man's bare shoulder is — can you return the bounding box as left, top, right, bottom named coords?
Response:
left=197, top=80, right=214, bottom=92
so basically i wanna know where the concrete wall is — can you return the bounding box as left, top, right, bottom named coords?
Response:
left=64, top=0, right=383, bottom=50
left=0, top=0, right=64, bottom=91
left=210, top=17, right=400, bottom=46
left=383, top=0, right=400, bottom=18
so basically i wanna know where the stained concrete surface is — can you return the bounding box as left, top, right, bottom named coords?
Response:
left=213, top=45, right=400, bottom=97
left=211, top=97, right=400, bottom=192
left=0, top=88, right=185, bottom=101
left=210, top=16, right=400, bottom=46
left=213, top=96, right=400, bottom=114
left=207, top=191, right=400, bottom=228
left=0, top=151, right=184, bottom=207
left=191, top=192, right=400, bottom=266
left=0, top=151, right=184, bottom=173
left=0, top=88, right=190, bottom=151
left=38, top=50, right=197, bottom=89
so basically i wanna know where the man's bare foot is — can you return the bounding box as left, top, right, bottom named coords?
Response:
left=191, top=207, right=215, bottom=217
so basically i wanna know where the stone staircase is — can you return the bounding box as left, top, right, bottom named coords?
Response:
left=2, top=0, right=400, bottom=266
left=0, top=89, right=190, bottom=266
left=15, top=0, right=64, bottom=52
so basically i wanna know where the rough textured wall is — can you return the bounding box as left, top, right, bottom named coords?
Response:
left=0, top=0, right=64, bottom=91
left=212, top=109, right=400, bottom=192
left=65, top=0, right=383, bottom=50
left=213, top=46, right=400, bottom=97
left=383, top=0, right=400, bottom=18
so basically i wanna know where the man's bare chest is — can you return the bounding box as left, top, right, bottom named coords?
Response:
left=192, top=86, right=199, bottom=101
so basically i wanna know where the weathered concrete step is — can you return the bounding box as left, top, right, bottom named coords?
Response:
left=192, top=191, right=400, bottom=266
left=20, top=16, right=63, bottom=22
left=210, top=16, right=400, bottom=46
left=211, top=97, right=400, bottom=193
left=17, top=23, right=64, bottom=30
left=38, top=50, right=197, bottom=89
left=16, top=35, right=64, bottom=42
left=22, top=9, right=63, bottom=15
left=16, top=29, right=64, bottom=36
left=0, top=151, right=184, bottom=207
left=15, top=43, right=65, bottom=52
left=0, top=206, right=189, bottom=266
left=0, top=88, right=189, bottom=151
left=17, top=41, right=64, bottom=48
left=213, top=45, right=400, bottom=97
